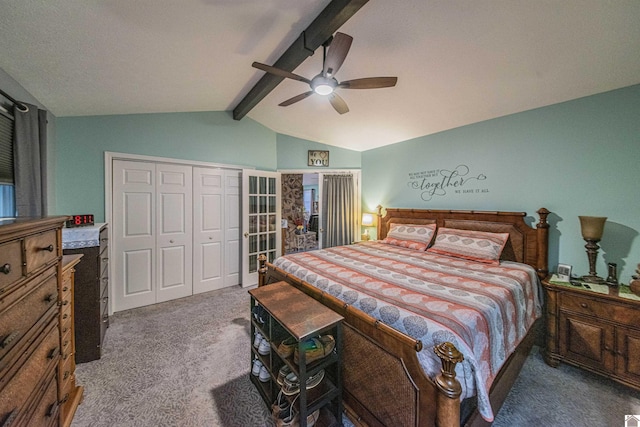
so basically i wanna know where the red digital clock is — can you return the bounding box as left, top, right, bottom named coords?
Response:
left=65, top=214, right=95, bottom=228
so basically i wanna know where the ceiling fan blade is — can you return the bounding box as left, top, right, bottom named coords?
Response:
left=339, top=77, right=398, bottom=89
left=323, top=32, right=353, bottom=77
left=252, top=62, right=311, bottom=84
left=328, top=92, right=349, bottom=114
left=279, top=91, right=314, bottom=107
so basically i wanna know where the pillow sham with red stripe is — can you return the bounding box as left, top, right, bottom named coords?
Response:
left=427, top=227, right=509, bottom=264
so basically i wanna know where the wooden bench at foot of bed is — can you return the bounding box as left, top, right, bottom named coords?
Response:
left=259, top=207, right=550, bottom=427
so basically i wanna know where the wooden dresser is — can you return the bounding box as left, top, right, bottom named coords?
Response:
left=0, top=217, right=83, bottom=427
left=62, top=223, right=109, bottom=363
left=59, top=255, right=84, bottom=426
left=543, top=277, right=640, bottom=391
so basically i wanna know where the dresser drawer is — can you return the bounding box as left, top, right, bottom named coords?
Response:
left=58, top=348, right=75, bottom=394
left=22, top=368, right=59, bottom=427
left=0, top=319, right=59, bottom=422
left=60, top=321, right=73, bottom=361
left=0, top=268, right=58, bottom=364
left=560, top=292, right=640, bottom=328
left=0, top=240, right=24, bottom=292
left=25, top=231, right=58, bottom=275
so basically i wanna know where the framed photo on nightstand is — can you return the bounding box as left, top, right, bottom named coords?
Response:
left=557, top=263, right=572, bottom=282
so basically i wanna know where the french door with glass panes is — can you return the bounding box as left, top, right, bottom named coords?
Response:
left=242, top=170, right=280, bottom=287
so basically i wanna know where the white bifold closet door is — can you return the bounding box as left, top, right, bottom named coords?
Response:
left=113, top=160, right=239, bottom=312
left=192, top=168, right=241, bottom=293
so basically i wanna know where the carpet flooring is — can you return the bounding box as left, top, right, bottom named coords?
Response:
left=72, top=285, right=640, bottom=427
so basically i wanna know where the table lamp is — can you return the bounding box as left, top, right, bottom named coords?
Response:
left=362, top=213, right=374, bottom=241
left=579, top=216, right=607, bottom=283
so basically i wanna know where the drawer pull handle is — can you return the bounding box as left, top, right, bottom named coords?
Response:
left=580, top=303, right=588, bottom=308
left=102, top=257, right=108, bottom=262
left=47, top=347, right=59, bottom=360
left=0, top=263, right=10, bottom=274
left=59, top=393, right=70, bottom=404
left=1, top=408, right=18, bottom=426
left=63, top=313, right=69, bottom=320
left=0, top=331, right=19, bottom=349
left=45, top=401, right=58, bottom=417
left=102, top=314, right=109, bottom=323
left=102, top=297, right=108, bottom=303
left=64, top=371, right=70, bottom=380
left=44, top=293, right=56, bottom=303
left=41, top=244, right=54, bottom=252
left=63, top=286, right=68, bottom=292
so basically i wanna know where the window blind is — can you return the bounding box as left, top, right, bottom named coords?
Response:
left=0, top=110, right=14, bottom=184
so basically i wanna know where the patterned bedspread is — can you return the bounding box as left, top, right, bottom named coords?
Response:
left=272, top=241, right=542, bottom=422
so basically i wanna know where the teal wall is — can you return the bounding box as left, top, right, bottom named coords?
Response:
left=362, top=84, right=640, bottom=283
left=276, top=133, right=361, bottom=169
left=56, top=112, right=277, bottom=222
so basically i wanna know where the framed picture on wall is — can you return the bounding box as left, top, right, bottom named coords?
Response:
left=308, top=150, right=329, bottom=167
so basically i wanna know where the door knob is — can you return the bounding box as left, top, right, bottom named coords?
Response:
left=244, top=232, right=249, bottom=238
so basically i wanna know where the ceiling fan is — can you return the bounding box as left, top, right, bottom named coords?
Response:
left=252, top=32, right=397, bottom=114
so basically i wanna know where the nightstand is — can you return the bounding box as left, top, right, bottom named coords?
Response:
left=542, top=276, right=640, bottom=391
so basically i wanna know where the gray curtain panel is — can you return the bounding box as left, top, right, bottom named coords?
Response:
left=13, top=102, right=47, bottom=217
left=322, top=174, right=355, bottom=247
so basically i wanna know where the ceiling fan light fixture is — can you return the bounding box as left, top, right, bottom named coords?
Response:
left=311, top=75, right=336, bottom=95
left=314, top=84, right=334, bottom=95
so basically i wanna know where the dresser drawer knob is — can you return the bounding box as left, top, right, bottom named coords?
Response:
left=45, top=401, right=57, bottom=417
left=0, top=331, right=19, bottom=349
left=64, top=370, right=70, bottom=380
left=59, top=393, right=69, bottom=404
left=102, top=257, right=108, bottom=262
left=44, top=293, right=56, bottom=303
left=2, top=407, right=18, bottom=426
left=40, top=244, right=54, bottom=252
left=580, top=303, right=588, bottom=308
left=0, top=263, right=11, bottom=274
left=47, top=347, right=59, bottom=360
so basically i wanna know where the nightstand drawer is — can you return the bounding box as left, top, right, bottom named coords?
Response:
left=560, top=293, right=640, bottom=327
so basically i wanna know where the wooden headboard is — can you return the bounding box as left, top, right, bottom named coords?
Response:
left=377, top=207, right=550, bottom=279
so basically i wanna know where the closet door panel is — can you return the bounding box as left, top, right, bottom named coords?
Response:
left=156, top=164, right=193, bottom=303
left=224, top=170, right=241, bottom=287
left=193, top=168, right=224, bottom=293
left=113, top=160, right=156, bottom=311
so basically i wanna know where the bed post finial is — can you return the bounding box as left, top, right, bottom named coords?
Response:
left=258, top=254, right=267, bottom=287
left=536, top=208, right=550, bottom=279
left=434, top=342, right=464, bottom=427
left=376, top=205, right=383, bottom=240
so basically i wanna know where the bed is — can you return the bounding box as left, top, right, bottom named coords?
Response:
left=258, top=207, right=550, bottom=427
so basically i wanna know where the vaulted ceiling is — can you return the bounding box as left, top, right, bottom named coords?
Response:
left=1, top=1, right=639, bottom=151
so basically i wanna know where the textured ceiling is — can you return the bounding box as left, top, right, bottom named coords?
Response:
left=1, top=1, right=639, bottom=151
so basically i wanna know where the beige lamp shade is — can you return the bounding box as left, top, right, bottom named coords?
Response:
left=579, top=216, right=607, bottom=240
left=362, top=213, right=375, bottom=226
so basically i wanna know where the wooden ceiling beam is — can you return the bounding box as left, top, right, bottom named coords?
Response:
left=232, top=0, right=369, bottom=120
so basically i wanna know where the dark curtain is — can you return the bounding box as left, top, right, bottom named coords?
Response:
left=322, top=174, right=355, bottom=247
left=13, top=102, right=47, bottom=217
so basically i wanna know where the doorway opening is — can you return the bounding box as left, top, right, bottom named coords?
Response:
left=282, top=173, right=319, bottom=254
